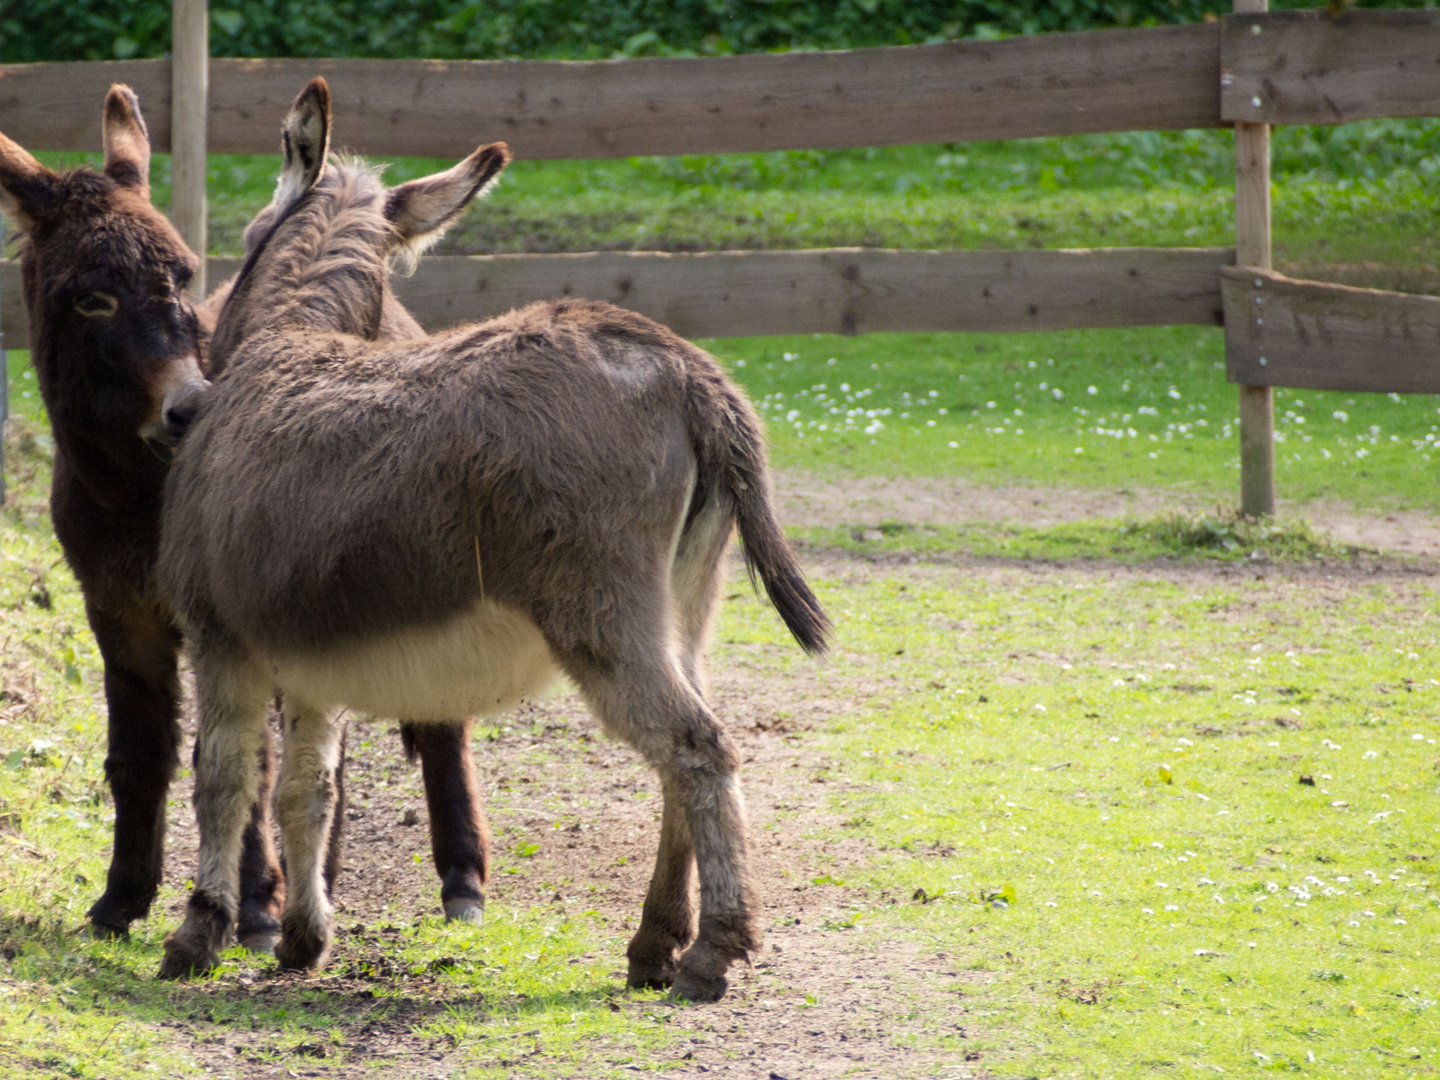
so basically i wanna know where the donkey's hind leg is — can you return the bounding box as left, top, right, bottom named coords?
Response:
left=626, top=772, right=695, bottom=989
left=403, top=719, right=491, bottom=924
left=273, top=700, right=346, bottom=971
left=569, top=653, right=757, bottom=1003
left=672, top=495, right=732, bottom=702
left=622, top=498, right=733, bottom=988
left=159, top=656, right=270, bottom=978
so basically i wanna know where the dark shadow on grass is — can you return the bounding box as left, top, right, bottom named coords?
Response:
left=0, top=913, right=634, bottom=1038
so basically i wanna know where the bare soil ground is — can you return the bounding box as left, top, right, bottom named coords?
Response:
left=148, top=478, right=1440, bottom=1078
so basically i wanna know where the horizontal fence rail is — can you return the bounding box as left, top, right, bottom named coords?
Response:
left=1223, top=267, right=1440, bottom=395
left=0, top=24, right=1223, bottom=158
left=1222, top=9, right=1440, bottom=126
left=1, top=247, right=1232, bottom=342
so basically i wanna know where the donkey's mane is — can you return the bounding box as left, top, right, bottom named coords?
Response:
left=216, top=158, right=395, bottom=355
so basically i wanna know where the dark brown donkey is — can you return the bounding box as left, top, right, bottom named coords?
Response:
left=158, top=79, right=829, bottom=1001
left=0, top=86, right=491, bottom=941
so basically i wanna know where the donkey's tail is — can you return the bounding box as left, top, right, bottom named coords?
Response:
left=685, top=352, right=831, bottom=655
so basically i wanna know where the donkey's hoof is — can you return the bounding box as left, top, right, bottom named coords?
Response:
left=83, top=918, right=130, bottom=942
left=669, top=970, right=728, bottom=1003
left=158, top=939, right=219, bottom=980
left=626, top=955, right=677, bottom=991
left=86, top=894, right=141, bottom=940
left=274, top=928, right=332, bottom=972
left=238, top=928, right=281, bottom=955
left=442, top=897, right=485, bottom=926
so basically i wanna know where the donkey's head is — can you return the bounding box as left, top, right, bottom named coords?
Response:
left=209, top=78, right=509, bottom=375
left=0, top=85, right=204, bottom=459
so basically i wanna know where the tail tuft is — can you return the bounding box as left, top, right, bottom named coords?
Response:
left=683, top=346, right=831, bottom=655
left=741, top=546, right=830, bottom=655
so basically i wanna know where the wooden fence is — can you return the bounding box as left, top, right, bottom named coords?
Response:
left=2, top=2, right=1438, bottom=515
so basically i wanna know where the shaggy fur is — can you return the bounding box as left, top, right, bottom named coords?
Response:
left=158, top=79, right=829, bottom=1000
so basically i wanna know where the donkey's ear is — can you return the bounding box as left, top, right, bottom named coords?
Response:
left=102, top=84, right=151, bottom=192
left=384, top=142, right=510, bottom=251
left=275, top=77, right=331, bottom=213
left=0, top=130, right=58, bottom=231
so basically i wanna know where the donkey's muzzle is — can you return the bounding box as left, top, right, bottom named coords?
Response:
left=161, top=377, right=212, bottom=443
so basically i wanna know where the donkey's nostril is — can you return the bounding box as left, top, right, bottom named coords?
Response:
left=164, top=401, right=198, bottom=438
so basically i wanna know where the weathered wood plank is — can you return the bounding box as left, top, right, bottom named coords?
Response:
left=1222, top=9, right=1440, bottom=125
left=1223, top=267, right=1440, bottom=394
left=3, top=248, right=1230, bottom=346
left=0, top=60, right=171, bottom=151
left=2, top=25, right=1221, bottom=160
left=209, top=27, right=1222, bottom=158
left=270, top=247, right=1232, bottom=337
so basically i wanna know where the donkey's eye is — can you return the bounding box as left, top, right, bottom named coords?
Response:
left=74, top=292, right=120, bottom=318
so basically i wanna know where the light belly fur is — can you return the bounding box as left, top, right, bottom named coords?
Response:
left=266, top=599, right=559, bottom=721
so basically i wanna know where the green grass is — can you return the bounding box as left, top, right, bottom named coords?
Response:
left=694, top=327, right=1440, bottom=511
left=717, top=558, right=1440, bottom=1078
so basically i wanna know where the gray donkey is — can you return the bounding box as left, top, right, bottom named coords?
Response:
left=157, top=79, right=829, bottom=1001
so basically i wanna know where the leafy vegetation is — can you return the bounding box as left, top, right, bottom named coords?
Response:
left=8, top=0, right=1418, bottom=65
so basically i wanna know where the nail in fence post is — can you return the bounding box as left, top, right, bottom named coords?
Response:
left=1232, top=0, right=1274, bottom=517
left=172, top=0, right=208, bottom=299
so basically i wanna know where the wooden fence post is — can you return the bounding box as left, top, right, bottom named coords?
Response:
left=172, top=0, right=208, bottom=297
left=1232, top=0, right=1274, bottom=516
left=0, top=215, right=6, bottom=509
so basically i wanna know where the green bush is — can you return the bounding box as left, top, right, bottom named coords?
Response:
left=6, top=1, right=1432, bottom=65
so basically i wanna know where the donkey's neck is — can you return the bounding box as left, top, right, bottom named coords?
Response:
left=240, top=165, right=393, bottom=348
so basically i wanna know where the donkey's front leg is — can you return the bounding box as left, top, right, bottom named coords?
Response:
left=402, top=719, right=490, bottom=924
left=273, top=702, right=346, bottom=971
left=159, top=658, right=269, bottom=978
left=84, top=602, right=182, bottom=938
left=235, top=713, right=286, bottom=953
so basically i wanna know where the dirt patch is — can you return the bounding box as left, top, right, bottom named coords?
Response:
left=773, top=468, right=1440, bottom=562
